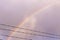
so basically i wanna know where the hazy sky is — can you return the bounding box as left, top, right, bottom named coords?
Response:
left=0, top=0, right=60, bottom=40
left=0, top=0, right=54, bottom=26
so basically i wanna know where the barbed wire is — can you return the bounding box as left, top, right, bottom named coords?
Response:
left=2, top=35, right=32, bottom=40
left=0, top=24, right=60, bottom=39
left=0, top=27, right=60, bottom=39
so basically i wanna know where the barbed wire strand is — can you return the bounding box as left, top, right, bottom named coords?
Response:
left=0, top=26, right=60, bottom=39
left=0, top=24, right=60, bottom=37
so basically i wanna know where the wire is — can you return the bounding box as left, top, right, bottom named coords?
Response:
left=1, top=32, right=60, bottom=39
left=2, top=35, right=32, bottom=40
left=0, top=24, right=15, bottom=27
left=0, top=24, right=60, bottom=37
left=0, top=27, right=60, bottom=39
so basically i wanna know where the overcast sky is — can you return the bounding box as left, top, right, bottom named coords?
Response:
left=0, top=0, right=60, bottom=40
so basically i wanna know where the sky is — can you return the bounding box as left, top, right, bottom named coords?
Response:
left=0, top=0, right=60, bottom=40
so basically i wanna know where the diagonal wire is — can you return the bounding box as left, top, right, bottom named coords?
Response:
left=0, top=24, right=60, bottom=39
left=2, top=35, right=32, bottom=40
left=0, top=23, right=60, bottom=37
left=0, top=28, right=60, bottom=39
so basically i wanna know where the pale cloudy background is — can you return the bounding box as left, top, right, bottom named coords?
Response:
left=0, top=0, right=60, bottom=40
